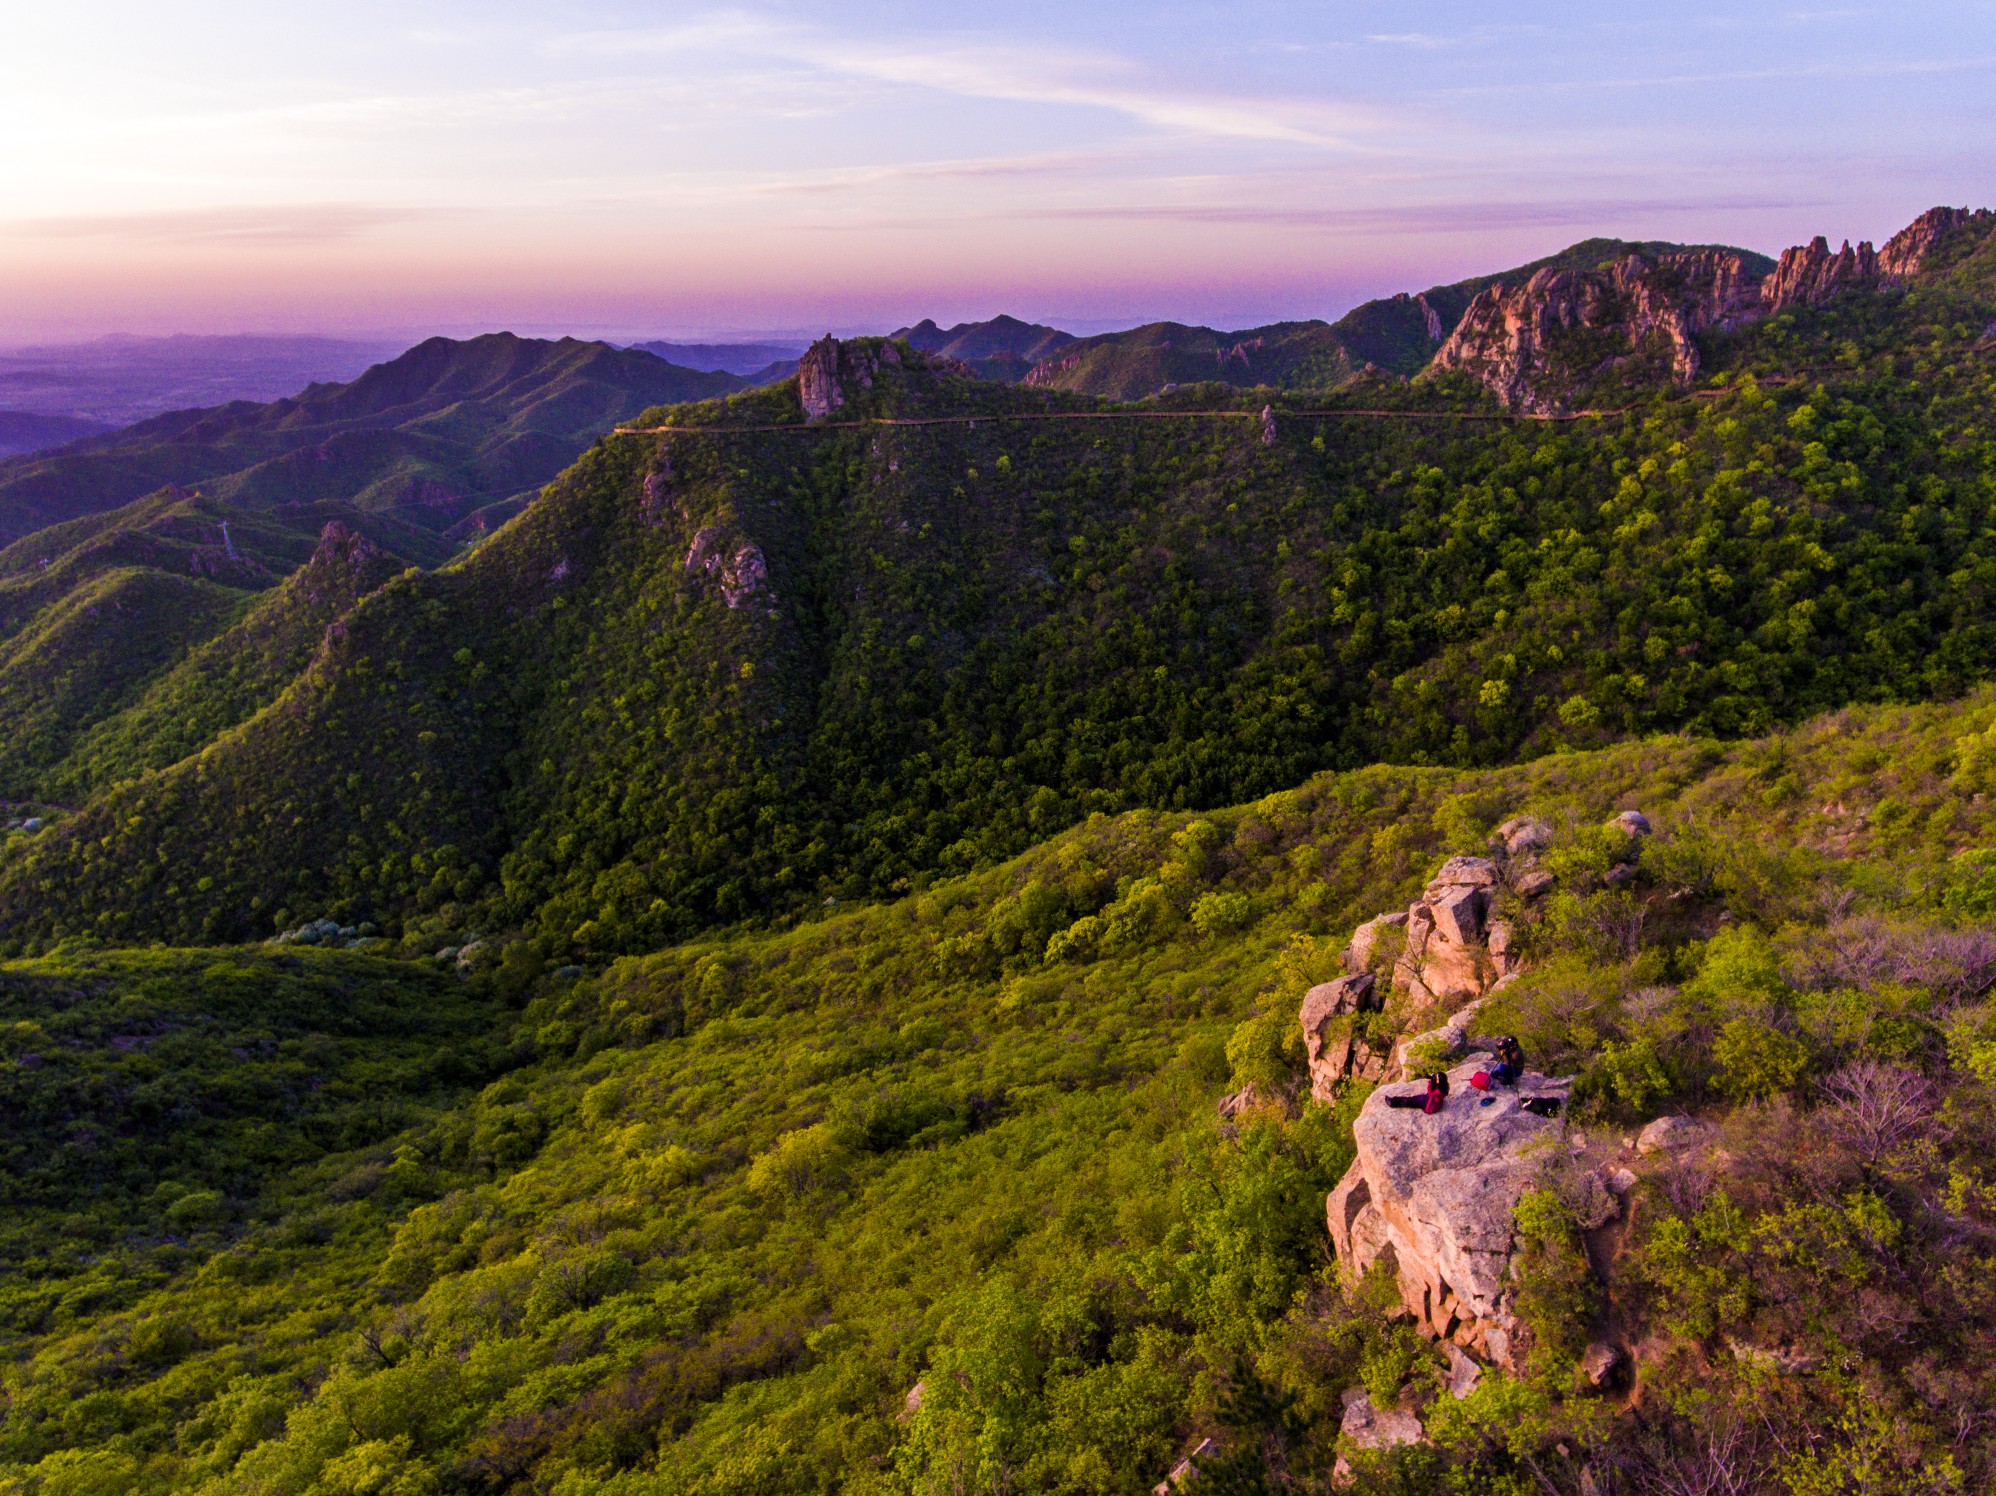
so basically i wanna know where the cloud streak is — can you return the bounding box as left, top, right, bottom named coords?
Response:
left=7, top=204, right=438, bottom=245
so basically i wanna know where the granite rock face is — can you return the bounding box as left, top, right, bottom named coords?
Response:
left=684, top=527, right=770, bottom=609
left=798, top=335, right=902, bottom=420
left=1430, top=250, right=1768, bottom=413
left=1878, top=205, right=1996, bottom=277
left=1429, top=207, right=1995, bottom=413
left=1327, top=1060, right=1574, bottom=1368
left=1301, top=973, right=1386, bottom=1100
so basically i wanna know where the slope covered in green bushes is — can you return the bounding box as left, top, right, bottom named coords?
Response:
left=0, top=688, right=1992, bottom=1493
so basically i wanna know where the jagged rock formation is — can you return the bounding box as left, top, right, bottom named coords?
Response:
left=1327, top=1057, right=1575, bottom=1368
left=683, top=526, right=769, bottom=609
left=797, top=336, right=901, bottom=420
left=1431, top=250, right=1769, bottom=413
left=1762, top=235, right=1879, bottom=311
left=1431, top=207, right=1992, bottom=413
left=1879, top=205, right=1996, bottom=276
left=1301, top=973, right=1386, bottom=1100
left=1304, top=825, right=1560, bottom=1093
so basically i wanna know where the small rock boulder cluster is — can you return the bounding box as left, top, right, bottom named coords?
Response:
left=1300, top=814, right=1567, bottom=1099
left=271, top=917, right=379, bottom=949
left=684, top=526, right=770, bottom=609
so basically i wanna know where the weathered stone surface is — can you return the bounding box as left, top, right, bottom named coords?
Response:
left=1428, top=886, right=1485, bottom=948
left=1301, top=973, right=1383, bottom=1100
left=1581, top=1341, right=1622, bottom=1388
left=1880, top=205, right=1996, bottom=277
left=1328, top=1061, right=1572, bottom=1366
left=1611, top=809, right=1653, bottom=838
left=1216, top=1083, right=1264, bottom=1119
left=1345, top=912, right=1404, bottom=972
left=684, top=527, right=768, bottom=608
left=1431, top=250, right=1768, bottom=412
left=1427, top=213, right=1977, bottom=413
left=1442, top=1341, right=1482, bottom=1399
left=797, top=335, right=902, bottom=420
left=1762, top=236, right=1878, bottom=311
left=1333, top=1392, right=1424, bottom=1484
left=1637, top=1115, right=1713, bottom=1155
left=1487, top=920, right=1518, bottom=976
left=1495, top=816, right=1551, bottom=856
left=1428, top=855, right=1501, bottom=891
left=1511, top=868, right=1556, bottom=900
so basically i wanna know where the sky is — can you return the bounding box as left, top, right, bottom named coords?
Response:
left=1, top=1, right=1993, bottom=343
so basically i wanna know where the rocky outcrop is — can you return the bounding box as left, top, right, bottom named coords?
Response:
left=684, top=527, right=769, bottom=608
left=1430, top=250, right=1767, bottom=413
left=1393, top=855, right=1531, bottom=1007
left=1332, top=1391, right=1424, bottom=1484
left=797, top=336, right=901, bottom=420
left=1327, top=1057, right=1575, bottom=1368
left=1762, top=236, right=1879, bottom=312
left=1429, top=206, right=1996, bottom=412
left=1879, top=205, right=1996, bottom=277
left=1301, top=973, right=1386, bottom=1100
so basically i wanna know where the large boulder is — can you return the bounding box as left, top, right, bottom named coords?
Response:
left=1332, top=1391, right=1425, bottom=1485
left=1301, top=973, right=1384, bottom=1100
left=1327, top=1060, right=1573, bottom=1368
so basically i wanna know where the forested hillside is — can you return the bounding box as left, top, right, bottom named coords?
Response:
left=1, top=686, right=1993, bottom=1494
left=0, top=204, right=1991, bottom=955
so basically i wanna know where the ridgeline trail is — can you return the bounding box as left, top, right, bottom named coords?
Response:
left=611, top=405, right=1620, bottom=437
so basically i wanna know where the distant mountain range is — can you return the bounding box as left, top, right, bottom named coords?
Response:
left=0, top=333, right=404, bottom=430
left=0, top=332, right=744, bottom=546
left=627, top=339, right=807, bottom=377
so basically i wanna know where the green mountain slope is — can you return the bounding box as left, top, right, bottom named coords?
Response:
left=41, top=521, right=406, bottom=802
left=0, top=489, right=433, bottom=803
left=0, top=566, right=249, bottom=800
left=2, top=238, right=1994, bottom=954
left=1, top=687, right=1992, bottom=1492
left=0, top=334, right=745, bottom=546
left=1020, top=318, right=1359, bottom=398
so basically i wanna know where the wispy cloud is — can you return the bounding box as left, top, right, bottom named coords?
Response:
left=1014, top=195, right=1828, bottom=235
left=6, top=204, right=436, bottom=245
left=558, top=15, right=1383, bottom=147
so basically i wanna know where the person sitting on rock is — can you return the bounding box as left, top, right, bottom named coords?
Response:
left=1491, top=1036, right=1525, bottom=1087
left=1385, top=1072, right=1451, bottom=1114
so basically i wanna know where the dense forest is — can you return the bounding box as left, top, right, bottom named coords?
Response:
left=0, top=207, right=1992, bottom=1494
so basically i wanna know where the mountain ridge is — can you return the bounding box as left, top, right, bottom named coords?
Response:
left=0, top=333, right=746, bottom=546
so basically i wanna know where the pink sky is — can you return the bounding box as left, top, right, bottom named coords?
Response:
left=3, top=3, right=1991, bottom=342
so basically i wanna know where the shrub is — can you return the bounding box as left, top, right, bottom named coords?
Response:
left=1191, top=890, right=1253, bottom=939
left=1714, top=1018, right=1810, bottom=1102
left=1580, top=1036, right=1674, bottom=1116
left=1508, top=1188, right=1599, bottom=1372
left=1226, top=1011, right=1302, bottom=1095
left=747, top=1123, right=851, bottom=1199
